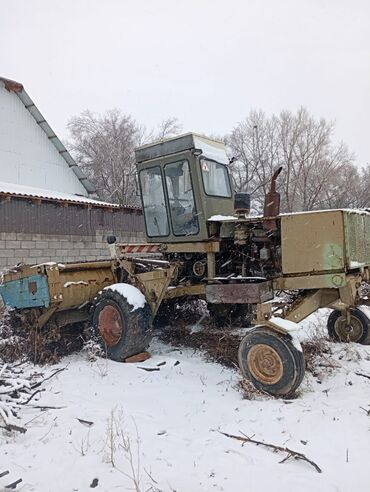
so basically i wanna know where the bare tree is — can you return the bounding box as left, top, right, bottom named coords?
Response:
left=67, top=109, right=141, bottom=206
left=227, top=108, right=355, bottom=213
left=68, top=111, right=182, bottom=206
left=155, top=117, right=182, bottom=140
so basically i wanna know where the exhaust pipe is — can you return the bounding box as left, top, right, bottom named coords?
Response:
left=263, top=166, right=283, bottom=231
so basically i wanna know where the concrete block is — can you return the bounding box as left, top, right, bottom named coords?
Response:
left=21, top=241, right=35, bottom=249
left=43, top=249, right=56, bottom=257
left=17, top=233, right=33, bottom=241
left=33, top=249, right=44, bottom=257
left=0, top=250, right=13, bottom=257
left=5, top=240, right=20, bottom=249
left=1, top=232, right=17, bottom=240
left=48, top=241, right=62, bottom=249
left=35, top=241, right=49, bottom=249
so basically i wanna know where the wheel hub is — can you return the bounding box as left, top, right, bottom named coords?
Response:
left=247, top=344, right=283, bottom=385
left=98, top=304, right=124, bottom=346
left=334, top=315, right=363, bottom=342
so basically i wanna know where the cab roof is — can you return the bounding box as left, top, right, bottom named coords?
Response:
left=135, top=132, right=229, bottom=165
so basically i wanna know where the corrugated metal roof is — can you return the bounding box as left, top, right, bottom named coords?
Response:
left=0, top=76, right=96, bottom=194
left=0, top=180, right=143, bottom=211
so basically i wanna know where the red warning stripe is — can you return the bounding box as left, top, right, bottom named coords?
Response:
left=119, top=244, right=159, bottom=254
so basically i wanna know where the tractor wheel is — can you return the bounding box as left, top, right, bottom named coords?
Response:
left=91, top=285, right=153, bottom=361
left=238, top=326, right=305, bottom=397
left=208, top=303, right=253, bottom=328
left=327, top=308, right=370, bottom=344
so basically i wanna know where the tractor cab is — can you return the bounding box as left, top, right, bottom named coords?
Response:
left=135, top=133, right=234, bottom=243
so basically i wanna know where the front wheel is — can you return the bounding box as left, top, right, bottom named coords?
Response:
left=238, top=326, right=305, bottom=397
left=91, top=284, right=153, bottom=361
left=327, top=308, right=370, bottom=344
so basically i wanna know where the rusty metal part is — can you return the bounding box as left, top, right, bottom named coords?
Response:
left=263, top=167, right=282, bottom=231
left=333, top=314, right=364, bottom=342
left=192, top=260, right=206, bottom=277
left=1, top=76, right=23, bottom=93
left=247, top=344, right=283, bottom=385
left=206, top=281, right=273, bottom=304
left=159, top=242, right=220, bottom=253
left=98, top=304, right=124, bottom=346
left=118, top=257, right=178, bottom=315
left=125, top=351, right=151, bottom=363
left=234, top=222, right=249, bottom=245
left=164, top=284, right=205, bottom=300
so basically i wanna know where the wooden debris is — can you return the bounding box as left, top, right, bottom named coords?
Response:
left=137, top=367, right=160, bottom=372
left=77, top=418, right=94, bottom=427
left=0, top=362, right=66, bottom=433
left=5, top=478, right=22, bottom=489
left=220, top=430, right=322, bottom=473
left=355, top=372, right=370, bottom=380
left=125, top=352, right=151, bottom=363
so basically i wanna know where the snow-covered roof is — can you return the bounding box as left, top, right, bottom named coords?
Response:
left=0, top=76, right=95, bottom=195
left=0, top=180, right=122, bottom=208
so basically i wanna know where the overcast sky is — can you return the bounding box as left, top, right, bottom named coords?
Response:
left=1, top=0, right=369, bottom=164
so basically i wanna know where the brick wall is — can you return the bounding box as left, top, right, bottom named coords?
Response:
left=0, top=229, right=145, bottom=269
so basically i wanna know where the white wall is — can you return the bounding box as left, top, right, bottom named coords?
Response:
left=0, top=83, right=87, bottom=196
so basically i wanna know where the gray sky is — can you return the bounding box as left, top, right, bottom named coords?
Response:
left=1, top=0, right=369, bottom=164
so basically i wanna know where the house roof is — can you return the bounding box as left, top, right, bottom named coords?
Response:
left=0, top=180, right=144, bottom=211
left=0, top=76, right=96, bottom=195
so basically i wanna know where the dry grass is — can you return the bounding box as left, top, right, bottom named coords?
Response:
left=0, top=308, right=86, bottom=364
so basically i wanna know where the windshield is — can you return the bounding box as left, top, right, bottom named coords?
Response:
left=164, top=160, right=199, bottom=236
left=139, top=166, right=169, bottom=237
left=201, top=159, right=231, bottom=197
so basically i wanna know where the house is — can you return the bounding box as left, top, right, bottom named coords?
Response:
left=0, top=77, right=143, bottom=268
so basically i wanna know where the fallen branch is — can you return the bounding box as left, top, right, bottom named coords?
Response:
left=30, top=367, right=66, bottom=389
left=77, top=418, right=94, bottom=427
left=0, top=363, right=67, bottom=434
left=5, top=477, right=22, bottom=489
left=355, top=372, right=370, bottom=380
left=359, top=406, right=370, bottom=416
left=21, top=389, right=45, bottom=405
left=0, top=423, right=27, bottom=434
left=137, top=367, right=160, bottom=372
left=219, top=431, right=322, bottom=473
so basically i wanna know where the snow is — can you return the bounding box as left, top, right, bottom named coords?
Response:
left=1, top=310, right=370, bottom=491
left=193, top=136, right=229, bottom=165
left=281, top=208, right=370, bottom=217
left=64, top=281, right=89, bottom=287
left=269, top=316, right=303, bottom=352
left=0, top=180, right=119, bottom=208
left=349, top=261, right=365, bottom=269
left=103, top=283, right=146, bottom=311
left=208, top=214, right=237, bottom=221
left=2, top=327, right=370, bottom=491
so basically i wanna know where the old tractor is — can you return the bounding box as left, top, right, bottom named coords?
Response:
left=1, top=132, right=370, bottom=396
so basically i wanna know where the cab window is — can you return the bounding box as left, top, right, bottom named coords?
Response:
left=164, top=160, right=199, bottom=236
left=139, top=167, right=169, bottom=237
left=201, top=159, right=231, bottom=197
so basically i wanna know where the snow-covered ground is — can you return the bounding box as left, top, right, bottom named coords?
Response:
left=1, top=310, right=370, bottom=492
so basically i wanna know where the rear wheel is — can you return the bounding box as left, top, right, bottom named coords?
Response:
left=91, top=285, right=153, bottom=361
left=327, top=308, right=370, bottom=344
left=238, top=326, right=305, bottom=397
